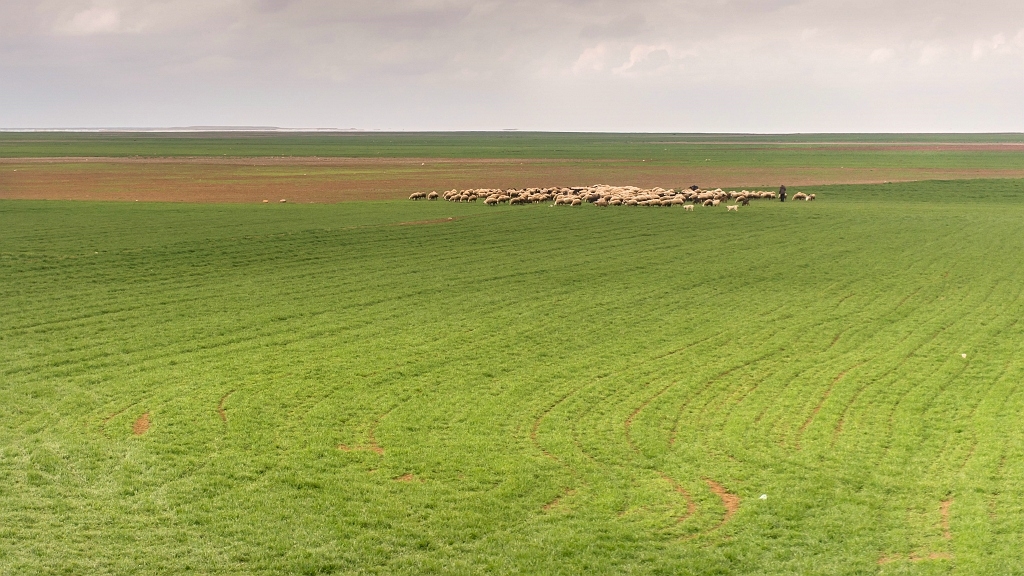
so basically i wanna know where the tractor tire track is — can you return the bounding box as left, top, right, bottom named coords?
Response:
left=217, top=390, right=235, bottom=423
left=940, top=497, right=953, bottom=540
left=624, top=382, right=675, bottom=452
left=337, top=404, right=396, bottom=455
left=683, top=478, right=740, bottom=540
left=532, top=333, right=721, bottom=514
left=670, top=350, right=777, bottom=448
left=795, top=362, right=865, bottom=450
left=100, top=402, right=138, bottom=436
left=830, top=300, right=958, bottom=446
left=620, top=379, right=698, bottom=528
left=365, top=405, right=395, bottom=455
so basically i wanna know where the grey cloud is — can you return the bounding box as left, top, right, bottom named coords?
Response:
left=2, top=0, right=1024, bottom=129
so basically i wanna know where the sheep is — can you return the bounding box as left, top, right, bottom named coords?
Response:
left=417, top=182, right=782, bottom=213
left=793, top=192, right=808, bottom=201
left=727, top=205, right=738, bottom=212
left=806, top=194, right=816, bottom=201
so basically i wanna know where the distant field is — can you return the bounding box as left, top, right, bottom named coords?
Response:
left=4, top=132, right=1024, bottom=202
left=3, top=131, right=1024, bottom=161
left=3, top=179, right=1024, bottom=574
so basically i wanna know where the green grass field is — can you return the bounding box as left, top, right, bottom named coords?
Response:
left=3, top=132, right=1024, bottom=172
left=3, top=178, right=1024, bottom=574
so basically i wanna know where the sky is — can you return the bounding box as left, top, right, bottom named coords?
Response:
left=2, top=0, right=1024, bottom=131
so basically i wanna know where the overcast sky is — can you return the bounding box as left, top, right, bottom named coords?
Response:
left=2, top=0, right=1024, bottom=131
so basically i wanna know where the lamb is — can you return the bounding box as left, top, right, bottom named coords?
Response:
left=727, top=205, right=738, bottom=212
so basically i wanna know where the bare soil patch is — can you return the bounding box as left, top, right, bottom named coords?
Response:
left=704, top=478, right=740, bottom=526
left=5, top=157, right=1024, bottom=203
left=777, top=143, right=1024, bottom=152
left=394, top=473, right=418, bottom=482
left=132, top=413, right=150, bottom=435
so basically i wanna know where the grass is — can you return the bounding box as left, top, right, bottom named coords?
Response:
left=2, top=132, right=1024, bottom=171
left=3, top=179, right=1024, bottom=574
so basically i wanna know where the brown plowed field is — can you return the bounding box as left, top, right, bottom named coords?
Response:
left=4, top=157, right=1024, bottom=203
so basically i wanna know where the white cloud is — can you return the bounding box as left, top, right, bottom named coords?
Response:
left=572, top=44, right=610, bottom=74
left=57, top=6, right=122, bottom=35
left=611, top=44, right=676, bottom=75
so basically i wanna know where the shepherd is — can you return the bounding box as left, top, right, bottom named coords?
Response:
left=779, top=184, right=787, bottom=203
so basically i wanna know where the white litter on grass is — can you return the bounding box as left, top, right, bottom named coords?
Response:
left=759, top=494, right=767, bottom=500
left=961, top=353, right=967, bottom=359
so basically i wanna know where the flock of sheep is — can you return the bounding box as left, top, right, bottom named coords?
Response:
left=409, top=185, right=815, bottom=208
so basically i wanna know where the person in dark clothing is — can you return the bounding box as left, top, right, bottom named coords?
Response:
left=779, top=184, right=787, bottom=202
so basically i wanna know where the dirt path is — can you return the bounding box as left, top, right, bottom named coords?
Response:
left=5, top=156, right=1024, bottom=203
